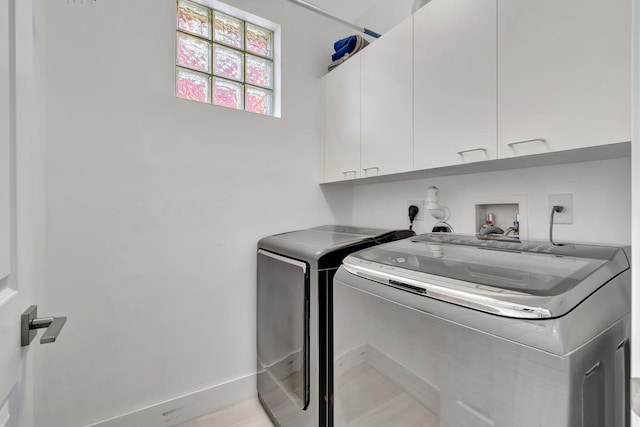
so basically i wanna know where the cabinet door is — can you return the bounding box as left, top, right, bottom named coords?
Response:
left=414, top=0, right=497, bottom=170
left=323, top=55, right=361, bottom=183
left=360, top=16, right=413, bottom=178
left=497, top=0, right=631, bottom=158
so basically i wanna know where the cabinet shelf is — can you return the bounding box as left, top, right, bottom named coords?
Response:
left=320, top=141, right=630, bottom=186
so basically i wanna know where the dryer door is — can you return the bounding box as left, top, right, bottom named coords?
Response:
left=257, top=250, right=310, bottom=410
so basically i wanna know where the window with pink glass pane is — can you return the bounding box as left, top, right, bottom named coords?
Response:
left=176, top=68, right=210, bottom=103
left=213, top=45, right=243, bottom=81
left=246, top=23, right=273, bottom=58
left=177, top=32, right=211, bottom=73
left=214, top=12, right=243, bottom=49
left=177, top=0, right=211, bottom=39
left=175, top=2, right=276, bottom=116
left=213, top=78, right=243, bottom=110
left=245, top=54, right=273, bottom=89
left=245, top=86, right=272, bottom=116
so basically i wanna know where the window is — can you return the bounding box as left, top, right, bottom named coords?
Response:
left=175, top=0, right=276, bottom=116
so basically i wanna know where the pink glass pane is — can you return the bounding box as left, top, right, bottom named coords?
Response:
left=177, top=0, right=211, bottom=39
left=245, top=86, right=272, bottom=116
left=177, top=32, right=211, bottom=73
left=214, top=12, right=243, bottom=49
left=245, top=54, right=273, bottom=88
left=213, top=45, right=243, bottom=81
left=246, top=23, right=273, bottom=58
left=213, top=78, right=243, bottom=110
left=176, top=68, right=210, bottom=103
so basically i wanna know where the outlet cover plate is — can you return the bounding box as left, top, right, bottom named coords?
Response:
left=549, top=194, right=573, bottom=224
left=407, top=200, right=425, bottom=221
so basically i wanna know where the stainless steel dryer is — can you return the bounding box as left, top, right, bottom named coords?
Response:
left=257, top=226, right=414, bottom=427
left=332, top=233, right=631, bottom=427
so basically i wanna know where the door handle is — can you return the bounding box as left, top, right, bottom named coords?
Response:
left=21, top=305, right=67, bottom=346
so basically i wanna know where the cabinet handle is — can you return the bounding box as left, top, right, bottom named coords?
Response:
left=362, top=167, right=379, bottom=176
left=507, top=138, right=546, bottom=147
left=342, top=170, right=357, bottom=176
left=456, top=147, right=488, bottom=155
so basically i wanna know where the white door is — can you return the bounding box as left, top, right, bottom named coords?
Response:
left=0, top=0, right=44, bottom=426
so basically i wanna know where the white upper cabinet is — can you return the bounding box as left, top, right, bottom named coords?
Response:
left=321, top=0, right=631, bottom=184
left=413, top=0, right=497, bottom=170
left=323, top=54, right=361, bottom=182
left=360, top=16, right=414, bottom=178
left=497, top=0, right=631, bottom=158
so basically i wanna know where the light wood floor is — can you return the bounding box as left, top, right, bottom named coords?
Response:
left=174, top=398, right=274, bottom=427
left=175, top=361, right=436, bottom=427
left=335, top=362, right=438, bottom=427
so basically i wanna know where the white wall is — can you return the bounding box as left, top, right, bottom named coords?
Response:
left=36, top=1, right=352, bottom=426
left=349, top=158, right=631, bottom=245
left=33, top=0, right=635, bottom=425
left=354, top=0, right=413, bottom=36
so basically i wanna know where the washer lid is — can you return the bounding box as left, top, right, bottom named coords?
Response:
left=258, top=225, right=414, bottom=270
left=342, top=234, right=629, bottom=318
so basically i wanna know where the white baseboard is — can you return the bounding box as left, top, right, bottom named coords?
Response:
left=85, top=374, right=257, bottom=427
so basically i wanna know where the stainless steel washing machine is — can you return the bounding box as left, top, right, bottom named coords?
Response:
left=257, top=225, right=414, bottom=427
left=332, top=233, right=631, bottom=427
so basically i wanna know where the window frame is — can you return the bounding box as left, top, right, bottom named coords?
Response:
left=175, top=0, right=277, bottom=116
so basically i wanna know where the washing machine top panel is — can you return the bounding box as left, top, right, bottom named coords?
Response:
left=342, top=233, right=629, bottom=318
left=258, top=225, right=414, bottom=270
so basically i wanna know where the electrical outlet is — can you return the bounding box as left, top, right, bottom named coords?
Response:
left=548, top=194, right=573, bottom=224
left=407, top=200, right=425, bottom=221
